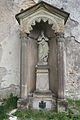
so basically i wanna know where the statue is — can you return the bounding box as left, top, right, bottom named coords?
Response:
left=37, top=31, right=49, bottom=65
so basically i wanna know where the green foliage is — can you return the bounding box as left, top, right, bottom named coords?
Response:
left=67, top=99, right=75, bottom=105
left=15, top=99, right=80, bottom=120
left=68, top=109, right=74, bottom=119
left=0, top=93, right=18, bottom=120
left=75, top=100, right=80, bottom=111
left=0, top=97, right=80, bottom=120
left=14, top=109, right=80, bottom=120
left=0, top=105, right=9, bottom=120
left=13, top=99, right=80, bottom=120
left=67, top=98, right=80, bottom=112
left=3, top=93, right=18, bottom=111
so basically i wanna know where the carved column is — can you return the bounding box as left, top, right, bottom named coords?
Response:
left=56, top=33, right=68, bottom=112
left=20, top=33, right=28, bottom=99
left=17, top=33, right=29, bottom=109
left=56, top=33, right=65, bottom=99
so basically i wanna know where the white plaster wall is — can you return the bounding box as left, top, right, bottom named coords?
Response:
left=0, top=25, right=20, bottom=88
left=0, top=0, right=35, bottom=98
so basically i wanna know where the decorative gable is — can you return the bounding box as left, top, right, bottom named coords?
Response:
left=16, top=1, right=69, bottom=33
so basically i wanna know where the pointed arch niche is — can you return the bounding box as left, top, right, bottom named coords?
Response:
left=16, top=1, right=69, bottom=111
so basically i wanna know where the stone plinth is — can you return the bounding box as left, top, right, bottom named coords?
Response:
left=17, top=91, right=57, bottom=110
left=36, top=65, right=49, bottom=92
left=32, top=91, right=56, bottom=110
left=31, top=65, right=56, bottom=110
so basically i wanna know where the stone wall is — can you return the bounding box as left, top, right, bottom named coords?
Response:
left=0, top=0, right=35, bottom=98
left=0, top=0, right=80, bottom=99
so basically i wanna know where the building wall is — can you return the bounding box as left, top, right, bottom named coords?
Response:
left=0, top=0, right=35, bottom=98
left=0, top=0, right=80, bottom=99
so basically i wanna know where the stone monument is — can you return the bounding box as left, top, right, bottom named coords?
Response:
left=16, top=1, right=69, bottom=111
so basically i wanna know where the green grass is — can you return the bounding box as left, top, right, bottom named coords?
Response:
left=14, top=109, right=80, bottom=120
left=0, top=96, right=80, bottom=120
left=67, top=98, right=80, bottom=112
left=0, top=105, right=9, bottom=120
left=13, top=99, right=80, bottom=120
left=75, top=100, right=80, bottom=111
left=0, top=93, right=18, bottom=120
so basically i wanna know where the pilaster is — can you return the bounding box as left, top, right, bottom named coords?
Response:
left=20, top=33, right=28, bottom=99
left=56, top=33, right=67, bottom=112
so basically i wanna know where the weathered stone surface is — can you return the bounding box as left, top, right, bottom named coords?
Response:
left=0, top=84, right=20, bottom=98
left=0, top=0, right=34, bottom=98
left=17, top=2, right=68, bottom=111
left=33, top=0, right=80, bottom=100
left=65, top=36, right=80, bottom=99
left=34, top=0, right=80, bottom=42
left=37, top=31, right=49, bottom=65
left=0, top=0, right=80, bottom=100
left=16, top=1, right=68, bottom=34
left=57, top=99, right=68, bottom=112
left=36, top=67, right=49, bottom=91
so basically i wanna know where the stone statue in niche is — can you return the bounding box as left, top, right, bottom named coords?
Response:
left=37, top=31, right=49, bottom=65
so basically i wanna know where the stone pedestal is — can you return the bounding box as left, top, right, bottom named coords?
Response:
left=17, top=92, right=57, bottom=110
left=32, top=91, right=56, bottom=110
left=30, top=65, right=55, bottom=110
left=36, top=65, right=49, bottom=92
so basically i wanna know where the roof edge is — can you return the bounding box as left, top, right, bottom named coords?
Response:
left=15, top=1, right=70, bottom=24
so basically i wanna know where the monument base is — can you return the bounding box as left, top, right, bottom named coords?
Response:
left=17, top=65, right=68, bottom=111
left=17, top=97, right=68, bottom=112
left=17, top=91, right=56, bottom=110
left=32, top=91, right=56, bottom=110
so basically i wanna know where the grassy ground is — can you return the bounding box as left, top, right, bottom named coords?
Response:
left=0, top=93, right=18, bottom=120
left=14, top=109, right=80, bottom=120
left=13, top=99, right=80, bottom=120
left=0, top=96, right=80, bottom=120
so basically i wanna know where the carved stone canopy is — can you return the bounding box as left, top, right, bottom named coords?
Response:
left=15, top=1, right=69, bottom=33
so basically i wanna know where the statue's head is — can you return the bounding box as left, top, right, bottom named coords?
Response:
left=38, top=30, right=48, bottom=42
